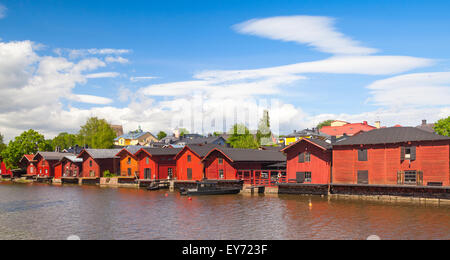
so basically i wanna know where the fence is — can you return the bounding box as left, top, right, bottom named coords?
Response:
left=237, top=170, right=287, bottom=187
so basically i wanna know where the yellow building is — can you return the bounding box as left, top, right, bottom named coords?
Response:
left=114, top=127, right=158, bottom=147
left=279, top=129, right=329, bottom=146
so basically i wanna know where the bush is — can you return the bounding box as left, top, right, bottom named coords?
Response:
left=103, top=170, right=117, bottom=178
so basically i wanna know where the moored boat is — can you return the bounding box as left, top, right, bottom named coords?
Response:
left=180, top=180, right=241, bottom=196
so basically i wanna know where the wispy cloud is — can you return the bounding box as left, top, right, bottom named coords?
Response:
left=85, top=72, right=120, bottom=79
left=69, top=94, right=113, bottom=105
left=130, top=76, right=159, bottom=82
left=234, top=16, right=377, bottom=55
left=0, top=4, right=7, bottom=19
left=105, top=56, right=129, bottom=64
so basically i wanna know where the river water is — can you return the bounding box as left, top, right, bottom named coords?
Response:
left=0, top=182, right=449, bottom=240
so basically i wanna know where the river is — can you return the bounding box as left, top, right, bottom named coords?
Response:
left=0, top=182, right=449, bottom=240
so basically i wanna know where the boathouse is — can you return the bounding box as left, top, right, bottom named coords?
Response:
left=19, top=155, right=37, bottom=177
left=77, top=149, right=121, bottom=178
left=115, top=146, right=143, bottom=178
left=332, top=127, right=450, bottom=186
left=201, top=147, right=286, bottom=185
left=175, top=144, right=220, bottom=181
left=281, top=138, right=332, bottom=184
left=33, top=152, right=70, bottom=178
left=54, top=155, right=83, bottom=179
left=135, top=148, right=182, bottom=180
left=0, top=159, right=12, bottom=178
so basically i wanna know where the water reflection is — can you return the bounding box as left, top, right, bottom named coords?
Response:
left=0, top=183, right=449, bottom=240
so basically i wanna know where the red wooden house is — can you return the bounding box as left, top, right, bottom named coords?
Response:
left=77, top=149, right=121, bottom=178
left=332, top=127, right=450, bottom=186
left=135, top=148, right=182, bottom=180
left=281, top=138, right=332, bottom=184
left=54, top=155, right=83, bottom=179
left=175, top=144, right=220, bottom=181
left=201, top=147, right=286, bottom=184
left=0, top=160, right=12, bottom=177
left=33, top=152, right=71, bottom=178
left=19, top=155, right=37, bottom=176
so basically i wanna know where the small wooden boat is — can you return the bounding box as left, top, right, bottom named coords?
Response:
left=180, top=181, right=241, bottom=196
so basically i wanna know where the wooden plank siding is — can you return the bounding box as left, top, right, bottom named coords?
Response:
left=332, top=140, right=450, bottom=186
left=136, top=151, right=177, bottom=180
left=176, top=149, right=204, bottom=181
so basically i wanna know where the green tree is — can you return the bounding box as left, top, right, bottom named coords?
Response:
left=178, top=128, right=189, bottom=137
left=52, top=132, right=78, bottom=150
left=256, top=110, right=273, bottom=145
left=317, top=120, right=334, bottom=129
left=227, top=124, right=259, bottom=149
left=78, top=117, right=116, bottom=149
left=0, top=130, right=48, bottom=168
left=434, top=116, right=450, bottom=136
left=0, top=133, right=6, bottom=155
left=157, top=131, right=167, bottom=140
left=213, top=131, right=223, bottom=137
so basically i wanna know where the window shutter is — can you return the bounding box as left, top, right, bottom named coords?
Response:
left=410, top=146, right=416, bottom=161
left=417, top=171, right=423, bottom=186
left=400, top=147, right=405, bottom=161
left=296, top=172, right=305, bottom=183
left=357, top=170, right=369, bottom=184
left=358, top=149, right=367, bottom=161
left=298, top=153, right=305, bottom=163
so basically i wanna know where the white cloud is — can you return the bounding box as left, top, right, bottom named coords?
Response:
left=53, top=48, right=131, bottom=59
left=0, top=4, right=6, bottom=19
left=130, top=76, right=158, bottom=82
left=105, top=56, right=129, bottom=64
left=234, top=16, right=377, bottom=55
left=85, top=72, right=120, bottom=78
left=69, top=94, right=114, bottom=105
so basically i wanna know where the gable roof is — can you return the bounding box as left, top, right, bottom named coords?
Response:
left=202, top=147, right=286, bottom=163
left=281, top=138, right=332, bottom=153
left=77, top=149, right=121, bottom=159
left=116, top=146, right=145, bottom=157
left=175, top=144, right=222, bottom=159
left=114, top=131, right=155, bottom=141
left=175, top=136, right=226, bottom=146
left=55, top=155, right=83, bottom=165
left=333, top=127, right=450, bottom=146
left=33, top=152, right=73, bottom=161
left=320, top=122, right=376, bottom=136
left=136, top=147, right=183, bottom=157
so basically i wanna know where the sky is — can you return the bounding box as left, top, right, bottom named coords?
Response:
left=0, top=0, right=449, bottom=141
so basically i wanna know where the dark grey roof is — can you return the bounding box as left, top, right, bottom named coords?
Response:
left=307, top=138, right=333, bottom=150
left=185, top=144, right=223, bottom=157
left=140, top=147, right=183, bottom=156
left=416, top=124, right=436, bottom=133
left=209, top=147, right=286, bottom=163
left=176, top=136, right=226, bottom=145
left=34, top=152, right=74, bottom=161
left=80, top=149, right=121, bottom=159
left=286, top=129, right=330, bottom=138
left=334, top=127, right=450, bottom=146
left=124, top=146, right=145, bottom=155
left=260, top=146, right=284, bottom=152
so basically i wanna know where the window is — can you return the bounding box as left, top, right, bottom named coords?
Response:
left=358, top=149, right=368, bottom=161
left=187, top=155, right=192, bottom=162
left=357, top=170, right=369, bottom=184
left=304, top=172, right=312, bottom=183
left=218, top=158, right=223, bottom=165
left=298, top=152, right=310, bottom=163
left=90, top=170, right=95, bottom=177
left=296, top=172, right=311, bottom=183
left=168, top=168, right=173, bottom=179
left=401, top=146, right=416, bottom=161
left=305, top=152, right=311, bottom=162
left=144, top=168, right=151, bottom=179
left=146, top=157, right=150, bottom=165
left=128, top=168, right=132, bottom=176
left=89, top=160, right=93, bottom=167
left=30, top=167, right=34, bottom=173
left=128, top=158, right=131, bottom=165
left=404, top=171, right=417, bottom=184
left=219, top=170, right=224, bottom=179
left=187, top=168, right=192, bottom=180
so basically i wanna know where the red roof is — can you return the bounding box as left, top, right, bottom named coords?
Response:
left=320, top=122, right=376, bottom=136
left=24, top=155, right=34, bottom=161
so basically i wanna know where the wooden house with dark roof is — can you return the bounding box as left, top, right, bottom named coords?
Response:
left=54, top=155, right=83, bottom=179
left=77, top=149, right=121, bottom=178
left=332, top=127, right=450, bottom=186
left=115, top=146, right=143, bottom=178
left=174, top=144, right=221, bottom=181
left=19, top=155, right=37, bottom=176
left=201, top=147, right=286, bottom=182
left=134, top=148, right=182, bottom=180
left=281, top=138, right=333, bottom=184
left=33, top=152, right=72, bottom=178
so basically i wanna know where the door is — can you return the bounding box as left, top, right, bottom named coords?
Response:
left=144, top=168, right=151, bottom=179
left=357, top=170, right=369, bottom=184
left=187, top=168, right=192, bottom=180
left=296, top=172, right=305, bottom=183
left=127, top=168, right=132, bottom=176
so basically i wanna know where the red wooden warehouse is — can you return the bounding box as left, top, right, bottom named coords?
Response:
left=174, top=144, right=220, bottom=181
left=77, top=149, right=121, bottom=178
left=33, top=152, right=71, bottom=178
left=332, top=127, right=450, bottom=186
left=201, top=147, right=286, bottom=185
left=135, top=148, right=182, bottom=180
left=281, top=138, right=332, bottom=184
left=54, top=155, right=83, bottom=179
left=19, top=155, right=37, bottom=176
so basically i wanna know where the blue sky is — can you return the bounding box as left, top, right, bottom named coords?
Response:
left=0, top=0, right=449, bottom=140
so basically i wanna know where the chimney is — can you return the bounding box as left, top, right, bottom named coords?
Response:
left=363, top=121, right=368, bottom=125
left=375, top=121, right=381, bottom=129
left=293, top=130, right=297, bottom=133
left=422, top=119, right=427, bottom=126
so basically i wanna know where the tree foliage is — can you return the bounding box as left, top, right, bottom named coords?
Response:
left=52, top=132, right=78, bottom=150
left=0, top=130, right=48, bottom=168
left=256, top=110, right=273, bottom=146
left=317, top=120, right=334, bottom=129
left=178, top=128, right=189, bottom=137
left=434, top=116, right=450, bottom=136
left=157, top=131, right=167, bottom=140
left=0, top=133, right=6, bottom=155
left=227, top=124, right=259, bottom=149
left=77, top=117, right=116, bottom=149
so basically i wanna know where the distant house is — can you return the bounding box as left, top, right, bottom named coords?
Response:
left=332, top=127, right=450, bottom=186
left=175, top=144, right=221, bottom=181
left=281, top=138, right=332, bottom=184
left=416, top=119, right=436, bottom=133
left=135, top=148, right=182, bottom=180
left=114, top=127, right=158, bottom=147
left=63, top=145, right=86, bottom=155
left=174, top=136, right=228, bottom=147
left=202, top=147, right=286, bottom=180
left=33, top=152, right=72, bottom=178
left=54, top=155, right=83, bottom=179
left=110, top=125, right=124, bottom=137
left=77, top=149, right=121, bottom=178
left=279, top=129, right=329, bottom=146
left=320, top=121, right=377, bottom=137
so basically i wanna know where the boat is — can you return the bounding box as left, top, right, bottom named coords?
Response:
left=180, top=181, right=241, bottom=196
